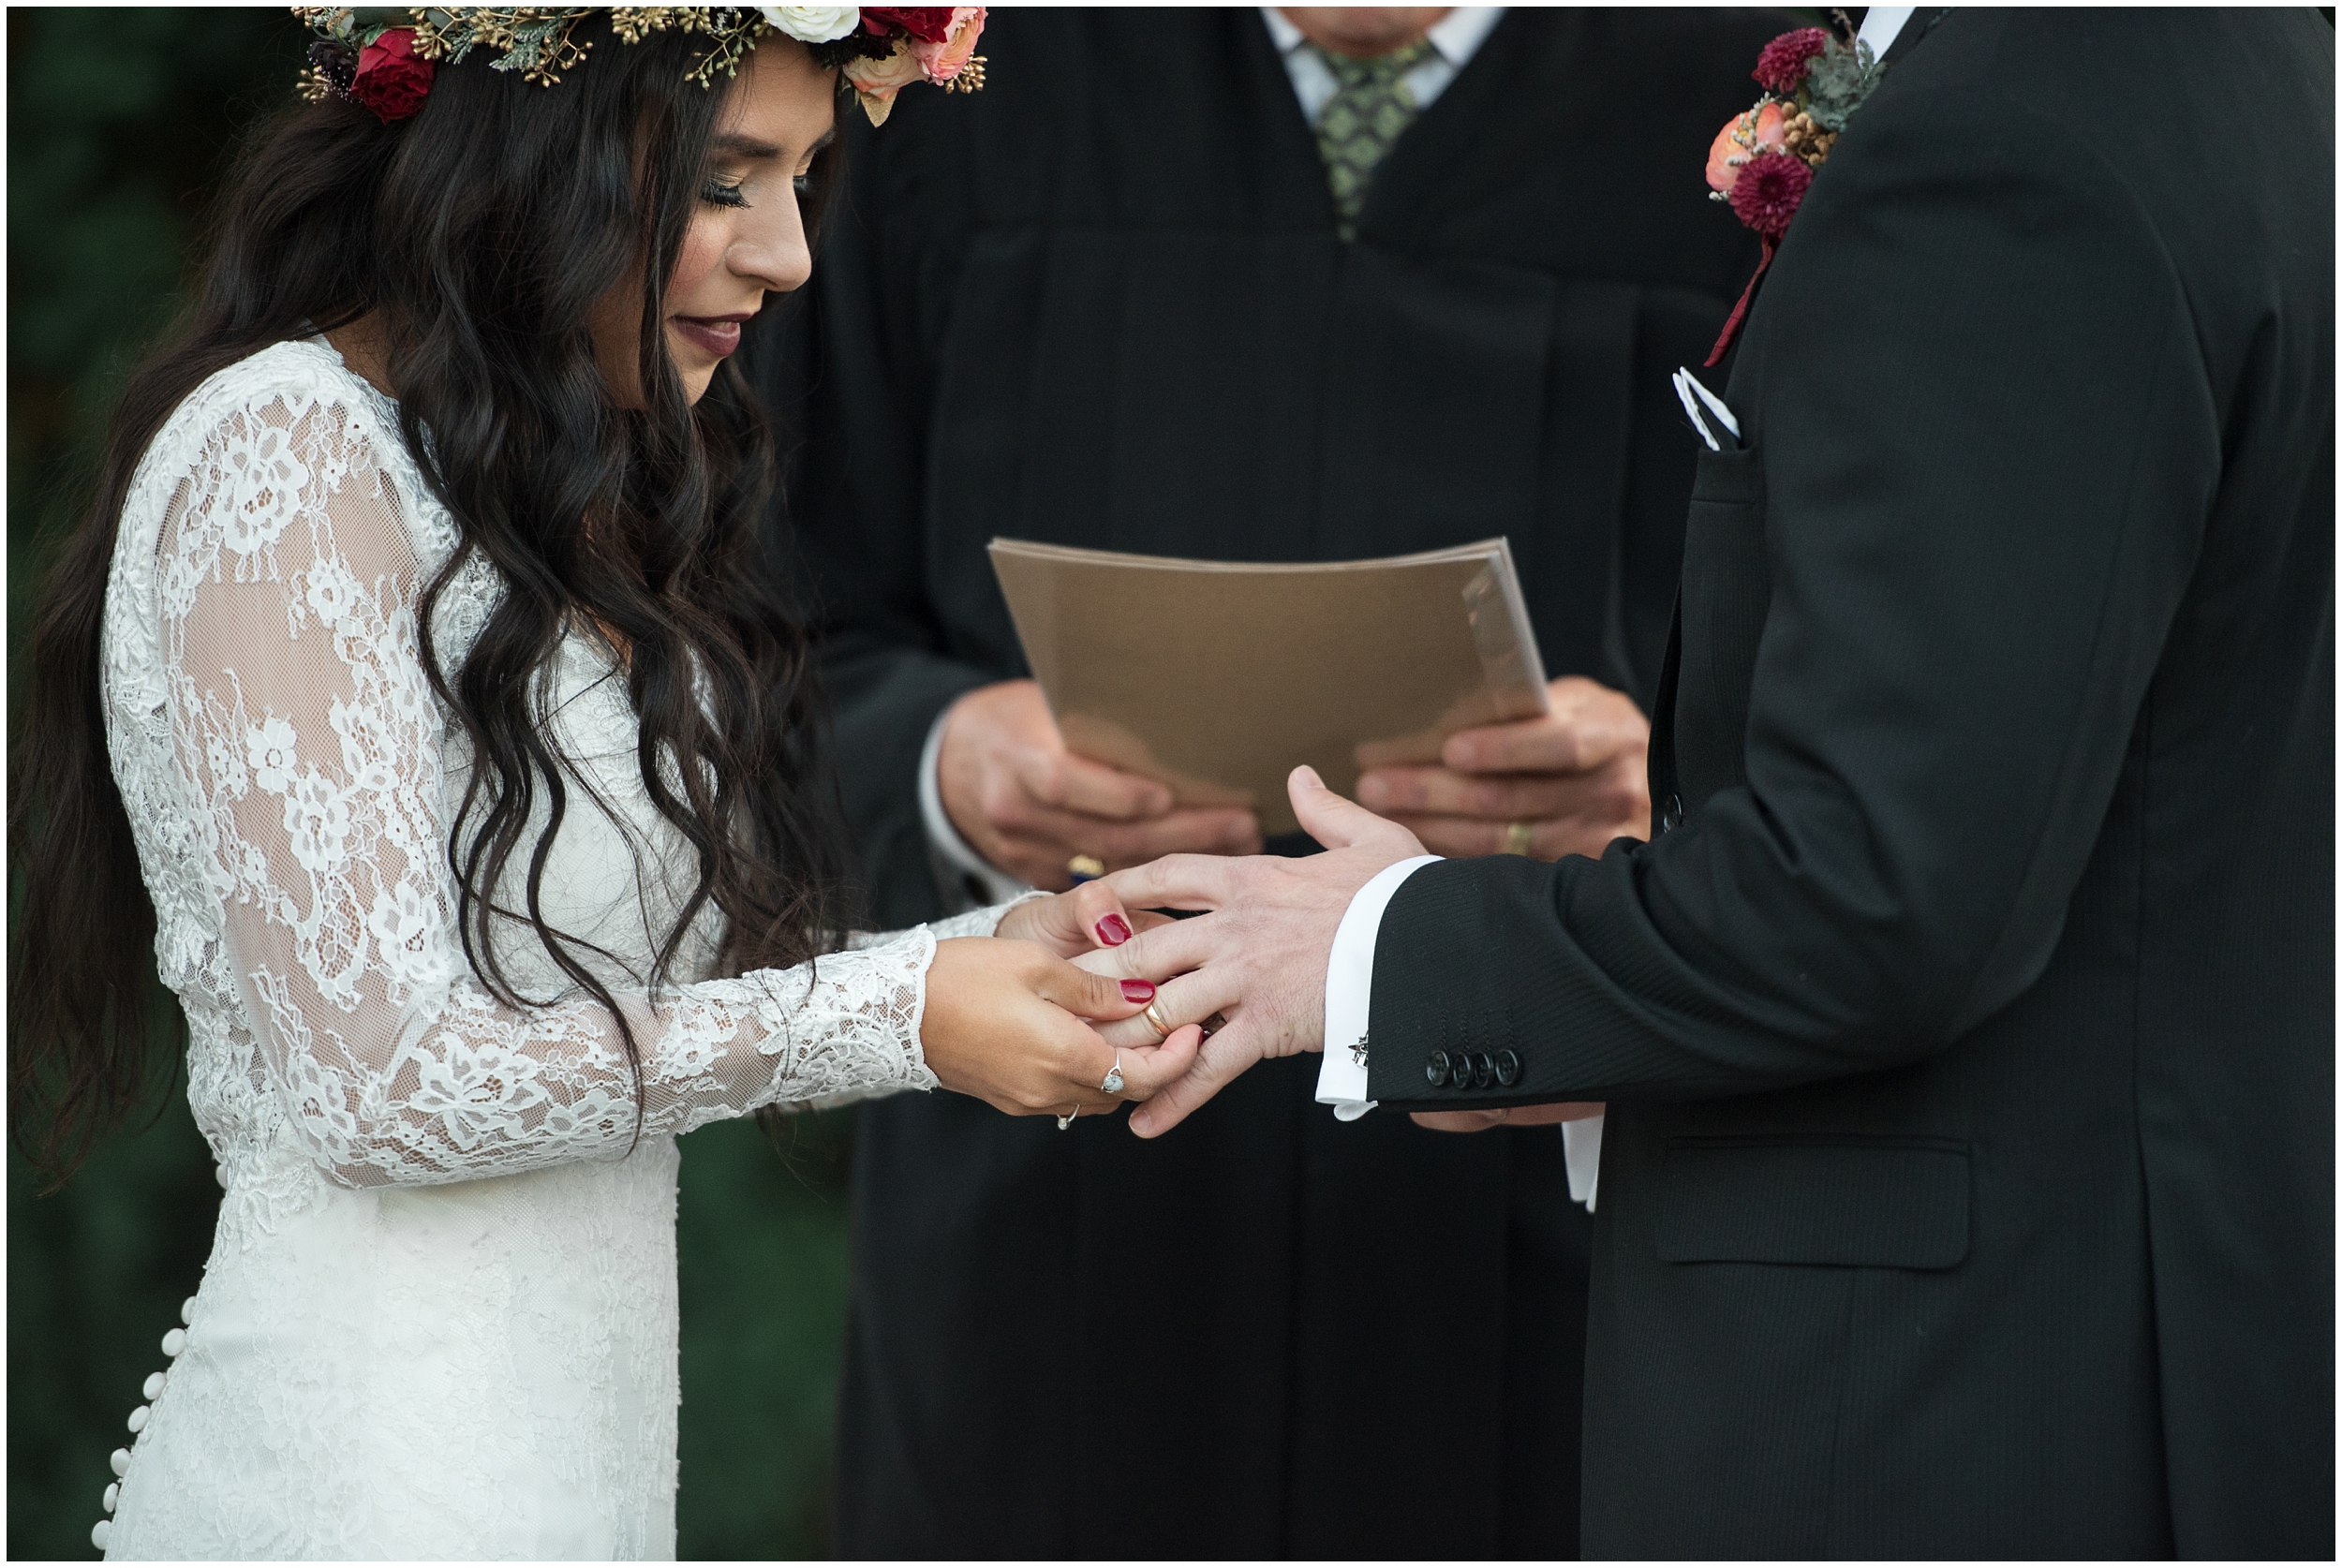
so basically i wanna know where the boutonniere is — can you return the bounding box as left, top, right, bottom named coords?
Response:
left=1701, top=19, right=1886, bottom=364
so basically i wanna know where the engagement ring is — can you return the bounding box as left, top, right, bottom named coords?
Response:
left=1101, top=1058, right=1125, bottom=1095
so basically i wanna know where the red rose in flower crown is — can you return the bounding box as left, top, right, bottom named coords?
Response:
left=860, top=7, right=959, bottom=42
left=349, top=27, right=434, bottom=124
left=1700, top=21, right=1887, bottom=364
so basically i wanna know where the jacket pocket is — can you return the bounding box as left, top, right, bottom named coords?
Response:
left=1656, top=1135, right=1971, bottom=1269
left=1673, top=445, right=1770, bottom=806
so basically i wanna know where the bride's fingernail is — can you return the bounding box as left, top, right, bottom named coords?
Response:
left=1120, top=980, right=1155, bottom=1002
left=1095, top=913, right=1132, bottom=946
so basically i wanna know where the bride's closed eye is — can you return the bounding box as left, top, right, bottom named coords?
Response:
left=697, top=171, right=816, bottom=209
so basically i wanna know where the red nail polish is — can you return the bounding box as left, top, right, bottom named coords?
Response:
left=1120, top=980, right=1155, bottom=1003
left=1096, top=913, right=1132, bottom=946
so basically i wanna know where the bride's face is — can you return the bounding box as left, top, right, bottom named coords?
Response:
left=589, top=38, right=837, bottom=408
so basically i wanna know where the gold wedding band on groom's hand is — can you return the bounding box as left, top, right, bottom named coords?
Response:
left=1503, top=821, right=1535, bottom=856
left=1142, top=1000, right=1173, bottom=1040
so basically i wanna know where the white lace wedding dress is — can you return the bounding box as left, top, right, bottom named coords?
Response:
left=91, top=338, right=1005, bottom=1560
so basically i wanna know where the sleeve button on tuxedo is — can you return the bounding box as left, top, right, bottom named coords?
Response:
left=1425, top=1049, right=1453, bottom=1088
left=1472, top=1053, right=1497, bottom=1089
left=1657, top=792, right=1684, bottom=835
left=1493, top=1049, right=1521, bottom=1087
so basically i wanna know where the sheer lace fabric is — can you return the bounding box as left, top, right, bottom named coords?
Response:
left=94, top=340, right=1003, bottom=1559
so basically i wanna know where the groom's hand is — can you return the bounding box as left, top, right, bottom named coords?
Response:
left=939, top=680, right=1264, bottom=890
left=1085, top=767, right=1424, bottom=1137
left=1355, top=675, right=1649, bottom=860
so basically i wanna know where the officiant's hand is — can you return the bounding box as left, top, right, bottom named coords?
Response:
left=1353, top=676, right=1650, bottom=860
left=922, top=938, right=1203, bottom=1119
left=941, top=680, right=1264, bottom=889
left=1082, top=767, right=1423, bottom=1137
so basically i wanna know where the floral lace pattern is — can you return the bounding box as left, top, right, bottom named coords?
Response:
left=111, top=337, right=956, bottom=1190
left=92, top=339, right=1001, bottom=1559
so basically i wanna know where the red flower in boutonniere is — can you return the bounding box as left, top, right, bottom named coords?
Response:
left=1702, top=20, right=1887, bottom=364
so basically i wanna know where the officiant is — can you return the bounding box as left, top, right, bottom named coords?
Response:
left=755, top=7, right=1777, bottom=1556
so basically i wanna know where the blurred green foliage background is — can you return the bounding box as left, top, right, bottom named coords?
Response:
left=7, top=9, right=859, bottom=1559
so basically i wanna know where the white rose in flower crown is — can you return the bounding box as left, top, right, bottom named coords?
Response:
left=761, top=5, right=861, bottom=44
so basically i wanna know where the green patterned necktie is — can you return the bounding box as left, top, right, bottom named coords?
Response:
left=1311, top=39, right=1434, bottom=242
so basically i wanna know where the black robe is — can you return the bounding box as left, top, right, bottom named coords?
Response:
left=755, top=8, right=1777, bottom=1555
left=1360, top=8, right=2335, bottom=1557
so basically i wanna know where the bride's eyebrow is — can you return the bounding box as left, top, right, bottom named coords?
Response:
left=710, top=132, right=781, bottom=158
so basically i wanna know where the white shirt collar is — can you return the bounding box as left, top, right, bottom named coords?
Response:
left=1856, top=6, right=1918, bottom=57
left=1260, top=7, right=1505, bottom=68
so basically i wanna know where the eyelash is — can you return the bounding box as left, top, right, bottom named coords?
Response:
left=698, top=173, right=816, bottom=210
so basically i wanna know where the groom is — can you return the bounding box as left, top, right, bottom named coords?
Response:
left=1095, top=7, right=2334, bottom=1558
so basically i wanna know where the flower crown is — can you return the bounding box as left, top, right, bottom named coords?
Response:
left=295, top=7, right=986, bottom=128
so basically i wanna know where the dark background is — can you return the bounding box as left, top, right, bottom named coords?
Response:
left=7, top=8, right=857, bottom=1559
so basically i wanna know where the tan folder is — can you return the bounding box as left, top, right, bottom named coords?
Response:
left=988, top=538, right=1550, bottom=836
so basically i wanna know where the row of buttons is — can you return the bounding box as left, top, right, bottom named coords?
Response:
left=1426, top=1048, right=1522, bottom=1090
left=90, top=1297, right=194, bottom=1553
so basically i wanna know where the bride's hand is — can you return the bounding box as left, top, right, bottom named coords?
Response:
left=992, top=878, right=1176, bottom=958
left=921, top=938, right=1205, bottom=1119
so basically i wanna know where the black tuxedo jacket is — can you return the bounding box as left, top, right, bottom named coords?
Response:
left=1366, top=9, right=2334, bottom=1557
left=753, top=7, right=1779, bottom=1556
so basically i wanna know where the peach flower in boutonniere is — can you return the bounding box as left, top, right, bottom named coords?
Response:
left=1705, top=100, right=1788, bottom=196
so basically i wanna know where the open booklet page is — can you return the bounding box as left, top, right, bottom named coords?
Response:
left=990, top=537, right=1550, bottom=836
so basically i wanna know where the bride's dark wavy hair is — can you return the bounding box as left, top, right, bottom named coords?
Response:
left=9, top=18, right=849, bottom=1185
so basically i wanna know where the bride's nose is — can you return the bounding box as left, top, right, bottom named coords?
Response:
left=728, top=198, right=811, bottom=295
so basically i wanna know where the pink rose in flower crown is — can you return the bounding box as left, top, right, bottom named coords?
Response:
left=1704, top=100, right=1787, bottom=195
left=908, top=7, right=985, bottom=85
left=843, top=7, right=985, bottom=125
left=349, top=27, right=434, bottom=123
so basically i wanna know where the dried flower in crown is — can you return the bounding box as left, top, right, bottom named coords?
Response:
left=292, top=6, right=986, bottom=126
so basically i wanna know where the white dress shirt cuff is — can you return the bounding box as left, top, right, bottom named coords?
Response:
left=1562, top=1115, right=1603, bottom=1211
left=919, top=704, right=1030, bottom=911
left=1314, top=854, right=1442, bottom=1120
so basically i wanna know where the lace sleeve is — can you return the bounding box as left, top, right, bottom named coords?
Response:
left=156, top=386, right=940, bottom=1189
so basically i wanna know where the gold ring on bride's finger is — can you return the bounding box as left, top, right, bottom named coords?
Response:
left=1503, top=821, right=1534, bottom=856
left=1142, top=1000, right=1172, bottom=1040
left=1101, top=1056, right=1125, bottom=1096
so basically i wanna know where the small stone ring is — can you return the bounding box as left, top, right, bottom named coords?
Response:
left=1056, top=1105, right=1078, bottom=1131
left=1101, top=1057, right=1126, bottom=1096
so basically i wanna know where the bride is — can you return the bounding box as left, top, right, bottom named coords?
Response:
left=8, top=7, right=1200, bottom=1559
